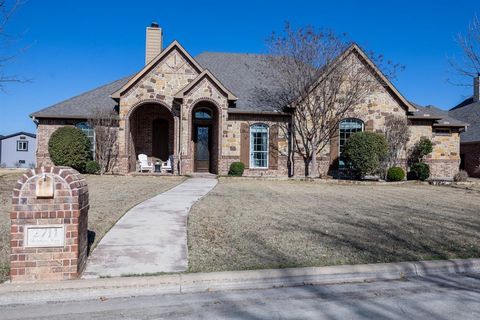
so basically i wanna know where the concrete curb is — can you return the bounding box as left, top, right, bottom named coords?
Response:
left=0, top=258, right=479, bottom=306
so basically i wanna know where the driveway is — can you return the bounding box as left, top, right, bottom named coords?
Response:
left=83, top=178, right=217, bottom=278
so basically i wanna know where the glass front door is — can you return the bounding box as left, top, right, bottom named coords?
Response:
left=194, top=125, right=210, bottom=172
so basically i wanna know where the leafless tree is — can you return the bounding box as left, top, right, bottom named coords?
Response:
left=382, top=116, right=410, bottom=175
left=450, top=15, right=480, bottom=82
left=256, top=23, right=401, bottom=177
left=0, top=0, right=28, bottom=90
left=88, top=109, right=119, bottom=174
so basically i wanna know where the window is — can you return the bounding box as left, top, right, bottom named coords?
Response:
left=194, top=109, right=212, bottom=120
left=17, top=141, right=28, bottom=151
left=434, top=128, right=451, bottom=136
left=75, top=122, right=95, bottom=155
left=339, top=118, right=364, bottom=168
left=250, top=124, right=269, bottom=168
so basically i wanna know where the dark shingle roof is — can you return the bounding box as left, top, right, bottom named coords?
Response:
left=410, top=103, right=467, bottom=127
left=195, top=52, right=280, bottom=111
left=449, top=97, right=480, bottom=143
left=0, top=132, right=36, bottom=140
left=31, top=76, right=132, bottom=119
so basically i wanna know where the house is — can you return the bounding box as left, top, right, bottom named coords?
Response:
left=449, top=76, right=480, bottom=177
left=30, top=23, right=466, bottom=179
left=0, top=132, right=37, bottom=168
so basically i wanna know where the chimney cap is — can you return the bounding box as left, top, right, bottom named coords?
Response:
left=150, top=22, right=159, bottom=28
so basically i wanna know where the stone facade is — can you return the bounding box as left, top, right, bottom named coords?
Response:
left=33, top=41, right=464, bottom=180
left=10, top=167, right=89, bottom=282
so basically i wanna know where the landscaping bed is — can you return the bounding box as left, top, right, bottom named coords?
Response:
left=0, top=171, right=184, bottom=282
left=188, top=179, right=480, bottom=272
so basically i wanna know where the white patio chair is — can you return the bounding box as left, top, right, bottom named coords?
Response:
left=138, top=154, right=153, bottom=172
left=161, top=156, right=173, bottom=173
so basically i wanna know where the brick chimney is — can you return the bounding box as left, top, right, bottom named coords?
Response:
left=474, top=74, right=480, bottom=102
left=145, top=22, right=162, bottom=65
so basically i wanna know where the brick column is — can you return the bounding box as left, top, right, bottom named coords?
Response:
left=10, top=167, right=89, bottom=282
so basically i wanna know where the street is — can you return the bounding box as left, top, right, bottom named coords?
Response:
left=2, top=273, right=479, bottom=319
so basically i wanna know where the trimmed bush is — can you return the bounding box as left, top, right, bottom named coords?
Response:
left=387, top=166, right=405, bottom=181
left=228, top=162, right=245, bottom=177
left=85, top=160, right=101, bottom=174
left=454, top=170, right=469, bottom=182
left=410, top=162, right=430, bottom=181
left=409, top=137, right=433, bottom=164
left=343, top=132, right=389, bottom=177
left=48, top=127, right=92, bottom=173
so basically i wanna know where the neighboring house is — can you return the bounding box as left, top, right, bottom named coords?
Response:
left=449, top=76, right=480, bottom=177
left=0, top=132, right=37, bottom=168
left=30, top=23, right=466, bottom=179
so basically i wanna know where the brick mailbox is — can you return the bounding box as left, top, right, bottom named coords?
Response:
left=10, top=167, right=89, bottom=282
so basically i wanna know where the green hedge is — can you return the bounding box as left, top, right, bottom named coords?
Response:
left=48, top=127, right=91, bottom=173
left=387, top=166, right=405, bottom=181
left=411, top=162, right=430, bottom=181
left=228, top=162, right=245, bottom=177
left=343, top=132, right=388, bottom=177
left=85, top=160, right=101, bottom=174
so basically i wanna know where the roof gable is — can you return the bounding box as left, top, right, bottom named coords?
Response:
left=0, top=132, right=36, bottom=140
left=322, top=44, right=417, bottom=113
left=111, top=41, right=203, bottom=99
left=174, top=69, right=237, bottom=100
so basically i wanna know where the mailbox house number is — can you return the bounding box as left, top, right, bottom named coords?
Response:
left=25, top=225, right=65, bottom=247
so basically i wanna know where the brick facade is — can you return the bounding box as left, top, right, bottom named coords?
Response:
left=10, top=167, right=89, bottom=282
left=460, top=142, right=480, bottom=178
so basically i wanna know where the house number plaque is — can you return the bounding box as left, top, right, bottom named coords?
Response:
left=24, top=225, right=65, bottom=248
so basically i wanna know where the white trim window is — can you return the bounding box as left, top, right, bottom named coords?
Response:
left=250, top=124, right=269, bottom=169
left=75, top=122, right=95, bottom=157
left=16, top=140, right=28, bottom=152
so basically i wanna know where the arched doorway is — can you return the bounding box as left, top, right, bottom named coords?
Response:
left=128, top=103, right=174, bottom=171
left=191, top=102, right=219, bottom=173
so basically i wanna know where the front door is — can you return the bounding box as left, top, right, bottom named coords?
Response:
left=194, top=125, right=210, bottom=172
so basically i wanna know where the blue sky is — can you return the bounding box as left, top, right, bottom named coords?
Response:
left=0, top=0, right=478, bottom=135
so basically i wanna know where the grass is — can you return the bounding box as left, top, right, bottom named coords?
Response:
left=0, top=170, right=184, bottom=282
left=188, top=179, right=480, bottom=272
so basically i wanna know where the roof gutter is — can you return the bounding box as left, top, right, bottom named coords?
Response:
left=227, top=109, right=290, bottom=116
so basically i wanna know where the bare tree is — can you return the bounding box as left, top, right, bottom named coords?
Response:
left=0, top=0, right=27, bottom=90
left=88, top=109, right=119, bottom=175
left=450, top=15, right=480, bottom=82
left=382, top=116, right=410, bottom=175
left=256, top=23, right=400, bottom=177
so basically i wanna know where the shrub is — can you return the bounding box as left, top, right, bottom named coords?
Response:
left=343, top=132, right=389, bottom=177
left=409, top=137, right=433, bottom=164
left=85, top=160, right=101, bottom=174
left=48, top=127, right=91, bottom=173
left=410, top=162, right=430, bottom=181
left=228, top=162, right=245, bottom=177
left=387, top=166, right=405, bottom=181
left=454, top=170, right=469, bottom=182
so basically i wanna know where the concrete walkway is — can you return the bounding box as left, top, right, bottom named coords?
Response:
left=83, top=178, right=217, bottom=278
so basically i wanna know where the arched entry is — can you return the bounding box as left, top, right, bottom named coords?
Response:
left=191, top=101, right=219, bottom=173
left=128, top=103, right=174, bottom=171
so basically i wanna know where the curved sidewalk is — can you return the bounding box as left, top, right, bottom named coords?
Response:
left=83, top=178, right=217, bottom=278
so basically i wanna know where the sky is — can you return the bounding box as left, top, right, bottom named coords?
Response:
left=0, top=0, right=478, bottom=135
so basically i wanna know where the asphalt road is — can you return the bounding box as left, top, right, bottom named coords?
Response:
left=2, top=273, right=480, bottom=319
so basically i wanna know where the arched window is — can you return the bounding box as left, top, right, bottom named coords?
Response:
left=250, top=124, right=269, bottom=168
left=194, top=108, right=212, bottom=120
left=339, top=118, right=364, bottom=168
left=75, top=122, right=95, bottom=156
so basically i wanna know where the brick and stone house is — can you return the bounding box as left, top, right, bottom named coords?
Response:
left=31, top=23, right=466, bottom=179
left=449, top=76, right=480, bottom=177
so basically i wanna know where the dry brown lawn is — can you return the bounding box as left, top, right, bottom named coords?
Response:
left=0, top=171, right=184, bottom=282
left=188, top=179, right=480, bottom=272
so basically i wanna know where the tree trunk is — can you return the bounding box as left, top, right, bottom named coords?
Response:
left=311, top=144, right=318, bottom=178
